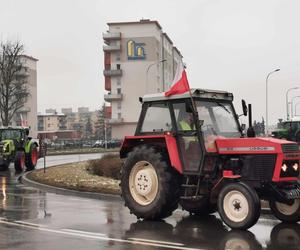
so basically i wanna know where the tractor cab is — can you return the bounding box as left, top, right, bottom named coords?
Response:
left=120, top=88, right=300, bottom=230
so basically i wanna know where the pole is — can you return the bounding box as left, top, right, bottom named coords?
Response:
left=291, top=96, right=300, bottom=118
left=286, top=87, right=299, bottom=120
left=265, top=69, right=280, bottom=136
left=104, top=119, right=107, bottom=150
left=295, top=102, right=300, bottom=117
left=146, top=59, right=166, bottom=94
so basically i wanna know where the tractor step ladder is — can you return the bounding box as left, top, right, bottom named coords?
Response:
left=180, top=176, right=202, bottom=200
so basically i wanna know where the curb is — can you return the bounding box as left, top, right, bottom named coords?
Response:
left=21, top=170, right=122, bottom=202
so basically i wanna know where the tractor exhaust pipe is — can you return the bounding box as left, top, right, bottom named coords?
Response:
left=247, top=104, right=256, bottom=137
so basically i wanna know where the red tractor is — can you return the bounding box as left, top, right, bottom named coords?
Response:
left=120, top=89, right=300, bottom=230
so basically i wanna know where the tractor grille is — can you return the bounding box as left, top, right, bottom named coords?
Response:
left=282, top=144, right=300, bottom=153
left=242, top=154, right=277, bottom=181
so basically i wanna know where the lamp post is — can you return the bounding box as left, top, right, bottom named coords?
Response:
left=286, top=87, right=299, bottom=120
left=146, top=59, right=166, bottom=94
left=265, top=68, right=280, bottom=135
left=295, top=102, right=300, bottom=117
left=291, top=96, right=300, bottom=118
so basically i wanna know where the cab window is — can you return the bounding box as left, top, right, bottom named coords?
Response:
left=141, top=103, right=172, bottom=133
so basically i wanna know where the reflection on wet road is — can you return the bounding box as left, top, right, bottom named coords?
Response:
left=0, top=169, right=299, bottom=249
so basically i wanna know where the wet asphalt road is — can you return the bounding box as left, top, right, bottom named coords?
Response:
left=0, top=156, right=299, bottom=249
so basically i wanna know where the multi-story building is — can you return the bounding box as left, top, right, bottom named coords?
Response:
left=103, top=19, right=183, bottom=139
left=13, top=55, right=38, bottom=137
left=37, top=110, right=67, bottom=131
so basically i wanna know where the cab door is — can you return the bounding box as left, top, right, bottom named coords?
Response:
left=171, top=101, right=204, bottom=174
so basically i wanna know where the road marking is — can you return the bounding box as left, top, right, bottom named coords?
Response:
left=0, top=220, right=203, bottom=250
left=128, top=237, right=184, bottom=246
left=62, top=228, right=107, bottom=237
left=15, top=221, right=47, bottom=228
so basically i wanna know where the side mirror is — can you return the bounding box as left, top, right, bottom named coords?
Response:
left=242, top=100, right=248, bottom=116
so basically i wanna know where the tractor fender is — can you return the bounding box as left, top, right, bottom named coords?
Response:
left=120, top=134, right=183, bottom=174
left=25, top=140, right=38, bottom=154
left=210, top=172, right=242, bottom=204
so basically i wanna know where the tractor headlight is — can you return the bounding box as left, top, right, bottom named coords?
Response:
left=281, top=164, right=288, bottom=172
left=293, top=163, right=299, bottom=171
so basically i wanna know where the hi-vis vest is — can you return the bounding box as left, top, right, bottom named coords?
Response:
left=179, top=120, right=193, bottom=131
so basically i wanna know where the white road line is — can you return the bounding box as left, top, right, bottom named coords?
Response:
left=128, top=237, right=184, bottom=246
left=15, top=221, right=47, bottom=227
left=62, top=229, right=107, bottom=237
left=0, top=220, right=203, bottom=250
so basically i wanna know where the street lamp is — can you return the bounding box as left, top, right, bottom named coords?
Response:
left=291, top=96, right=300, bottom=118
left=286, top=87, right=299, bottom=120
left=265, top=68, right=280, bottom=135
left=295, top=102, right=300, bottom=117
left=146, top=59, right=166, bottom=94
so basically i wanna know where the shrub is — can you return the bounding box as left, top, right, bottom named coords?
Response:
left=86, top=154, right=123, bottom=180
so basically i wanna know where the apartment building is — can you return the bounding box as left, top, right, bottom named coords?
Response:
left=103, top=19, right=183, bottom=139
left=13, top=55, right=38, bottom=137
left=37, top=111, right=67, bottom=131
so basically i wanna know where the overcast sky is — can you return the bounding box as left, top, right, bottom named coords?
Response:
left=1, top=0, right=300, bottom=125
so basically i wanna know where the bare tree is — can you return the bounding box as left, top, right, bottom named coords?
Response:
left=0, top=41, right=30, bottom=126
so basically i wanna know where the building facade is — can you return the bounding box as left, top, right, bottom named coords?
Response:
left=103, top=19, right=183, bottom=139
left=13, top=55, right=38, bottom=138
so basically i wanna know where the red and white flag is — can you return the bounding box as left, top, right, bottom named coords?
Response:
left=165, top=61, right=190, bottom=97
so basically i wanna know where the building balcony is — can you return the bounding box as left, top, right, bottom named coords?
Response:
left=103, top=69, right=122, bottom=77
left=104, top=93, right=123, bottom=102
left=105, top=77, right=111, bottom=91
left=107, top=118, right=124, bottom=124
left=17, top=107, right=31, bottom=113
left=103, top=44, right=121, bottom=52
left=103, top=32, right=121, bottom=41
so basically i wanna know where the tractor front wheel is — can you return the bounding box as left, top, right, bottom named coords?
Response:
left=218, top=182, right=260, bottom=230
left=269, top=199, right=300, bottom=223
left=14, top=151, right=25, bottom=172
left=121, top=146, right=181, bottom=220
left=25, top=144, right=38, bottom=171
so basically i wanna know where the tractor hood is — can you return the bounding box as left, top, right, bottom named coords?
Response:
left=215, top=137, right=300, bottom=155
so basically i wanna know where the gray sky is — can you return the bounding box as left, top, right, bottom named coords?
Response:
left=1, top=0, right=300, bottom=125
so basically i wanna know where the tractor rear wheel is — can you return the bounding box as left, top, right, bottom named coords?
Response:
left=269, top=199, right=300, bottom=223
left=180, top=198, right=216, bottom=215
left=14, top=151, right=25, bottom=172
left=120, top=146, right=181, bottom=220
left=25, top=144, right=38, bottom=171
left=0, top=161, right=9, bottom=171
left=217, top=182, right=260, bottom=230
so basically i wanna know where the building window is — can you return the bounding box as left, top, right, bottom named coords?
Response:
left=117, top=64, right=121, bottom=70
left=117, top=77, right=121, bottom=86
left=117, top=102, right=121, bottom=109
left=116, top=52, right=120, bottom=61
left=117, top=88, right=121, bottom=94
left=118, top=113, right=121, bottom=119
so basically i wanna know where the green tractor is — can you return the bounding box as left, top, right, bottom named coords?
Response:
left=0, top=127, right=40, bottom=172
left=271, top=118, right=300, bottom=142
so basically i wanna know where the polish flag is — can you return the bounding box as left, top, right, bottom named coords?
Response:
left=165, top=61, right=190, bottom=97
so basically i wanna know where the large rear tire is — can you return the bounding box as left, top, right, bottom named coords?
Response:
left=269, top=199, right=300, bottom=223
left=217, top=182, right=261, bottom=230
left=14, top=151, right=25, bottom=172
left=25, top=143, right=38, bottom=171
left=0, top=161, right=9, bottom=171
left=120, top=146, right=181, bottom=220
